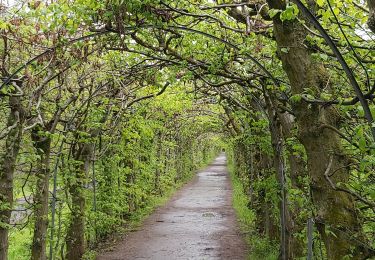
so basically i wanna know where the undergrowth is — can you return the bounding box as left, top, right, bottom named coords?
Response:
left=228, top=160, right=278, bottom=260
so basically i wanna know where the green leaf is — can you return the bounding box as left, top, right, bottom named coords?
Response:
left=268, top=9, right=281, bottom=18
left=290, top=94, right=302, bottom=103
left=281, top=47, right=289, bottom=53
left=280, top=5, right=299, bottom=21
left=319, top=53, right=328, bottom=61
left=317, top=0, right=324, bottom=7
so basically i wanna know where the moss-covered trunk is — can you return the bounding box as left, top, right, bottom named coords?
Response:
left=279, top=113, right=305, bottom=258
left=265, top=94, right=293, bottom=260
left=31, top=128, right=51, bottom=260
left=65, top=142, right=92, bottom=260
left=367, top=0, right=375, bottom=33
left=265, top=92, right=306, bottom=259
left=0, top=96, right=24, bottom=260
left=256, top=151, right=279, bottom=241
left=267, top=1, right=368, bottom=258
left=154, top=131, right=162, bottom=195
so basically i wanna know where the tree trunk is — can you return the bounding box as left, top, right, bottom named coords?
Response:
left=265, top=94, right=294, bottom=260
left=65, top=143, right=92, bottom=260
left=154, top=132, right=162, bottom=195
left=65, top=180, right=86, bottom=260
left=279, top=113, right=305, bottom=258
left=254, top=149, right=279, bottom=241
left=367, top=0, right=375, bottom=33
left=266, top=1, right=369, bottom=258
left=0, top=96, right=24, bottom=260
left=31, top=128, right=51, bottom=260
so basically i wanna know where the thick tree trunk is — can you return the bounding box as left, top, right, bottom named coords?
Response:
left=266, top=1, right=369, bottom=258
left=31, top=129, right=51, bottom=260
left=0, top=96, right=24, bottom=260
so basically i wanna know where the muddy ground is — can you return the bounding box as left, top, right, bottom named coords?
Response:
left=97, top=154, right=247, bottom=260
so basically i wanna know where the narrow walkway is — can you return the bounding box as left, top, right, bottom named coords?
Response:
left=97, top=154, right=247, bottom=260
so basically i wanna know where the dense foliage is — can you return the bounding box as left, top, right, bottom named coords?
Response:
left=0, top=0, right=374, bottom=259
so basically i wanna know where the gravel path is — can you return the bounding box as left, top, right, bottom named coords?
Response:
left=97, top=153, right=247, bottom=260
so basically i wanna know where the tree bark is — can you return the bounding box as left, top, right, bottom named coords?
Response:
left=256, top=150, right=279, bottom=241
left=266, top=1, right=369, bottom=258
left=31, top=128, right=51, bottom=260
left=0, top=96, right=24, bottom=260
left=65, top=142, right=92, bottom=260
left=154, top=131, right=162, bottom=195
left=279, top=113, right=305, bottom=258
left=367, top=0, right=375, bottom=33
left=264, top=94, right=294, bottom=260
left=65, top=110, right=108, bottom=259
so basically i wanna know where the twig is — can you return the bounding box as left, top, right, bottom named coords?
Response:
left=126, top=82, right=170, bottom=108
left=324, top=155, right=375, bottom=210
left=200, top=3, right=250, bottom=10
left=319, top=124, right=359, bottom=149
left=0, top=111, right=19, bottom=139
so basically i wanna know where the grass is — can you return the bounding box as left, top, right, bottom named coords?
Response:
left=230, top=165, right=255, bottom=231
left=9, top=228, right=32, bottom=259
left=228, top=161, right=278, bottom=260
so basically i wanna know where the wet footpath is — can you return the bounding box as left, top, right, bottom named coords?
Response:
left=97, top=153, right=247, bottom=260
